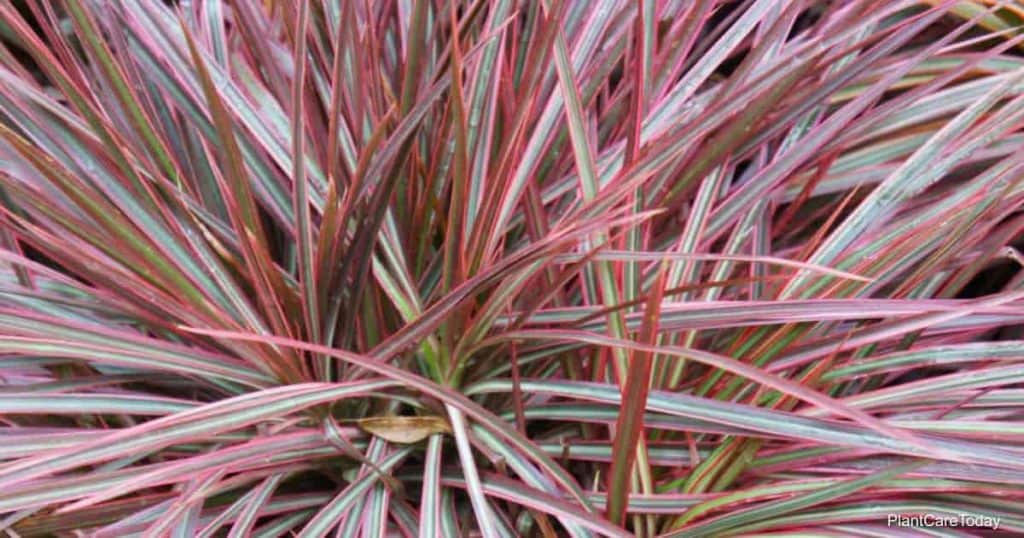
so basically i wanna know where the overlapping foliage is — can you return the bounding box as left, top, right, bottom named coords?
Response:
left=0, top=0, right=1023, bottom=535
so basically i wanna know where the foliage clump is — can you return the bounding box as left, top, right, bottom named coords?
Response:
left=0, top=0, right=1023, bottom=535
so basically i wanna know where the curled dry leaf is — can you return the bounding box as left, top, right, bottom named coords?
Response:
left=357, top=416, right=452, bottom=444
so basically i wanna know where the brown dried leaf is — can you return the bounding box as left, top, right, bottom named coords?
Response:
left=357, top=416, right=452, bottom=444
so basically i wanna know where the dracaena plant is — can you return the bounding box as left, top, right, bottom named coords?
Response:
left=1, top=0, right=1024, bottom=535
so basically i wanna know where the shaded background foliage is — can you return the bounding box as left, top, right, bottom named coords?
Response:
left=0, top=0, right=1024, bottom=536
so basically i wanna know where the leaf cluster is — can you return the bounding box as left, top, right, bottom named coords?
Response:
left=1, top=0, right=1024, bottom=536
